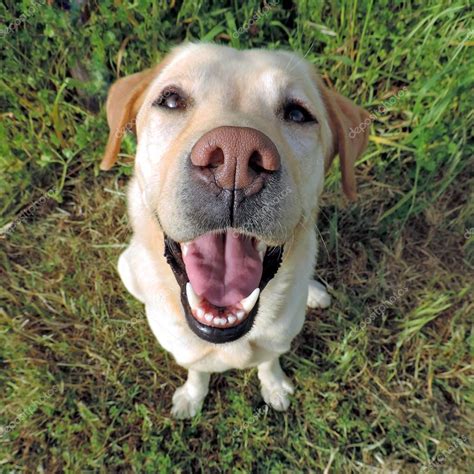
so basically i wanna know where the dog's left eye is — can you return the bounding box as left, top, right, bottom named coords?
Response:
left=154, top=90, right=187, bottom=110
left=283, top=103, right=317, bottom=124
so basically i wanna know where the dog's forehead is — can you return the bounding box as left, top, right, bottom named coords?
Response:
left=153, top=44, right=311, bottom=98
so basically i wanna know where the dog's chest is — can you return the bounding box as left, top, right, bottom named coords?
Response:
left=149, top=319, right=276, bottom=371
left=185, top=340, right=276, bottom=372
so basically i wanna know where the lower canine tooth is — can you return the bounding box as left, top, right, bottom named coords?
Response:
left=186, top=283, right=201, bottom=310
left=240, top=288, right=260, bottom=313
left=181, top=243, right=189, bottom=257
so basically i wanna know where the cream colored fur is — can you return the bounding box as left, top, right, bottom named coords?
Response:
left=105, top=43, right=368, bottom=418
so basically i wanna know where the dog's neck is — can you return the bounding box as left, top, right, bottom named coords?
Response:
left=127, top=176, right=166, bottom=257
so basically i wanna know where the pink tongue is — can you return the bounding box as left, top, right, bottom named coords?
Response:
left=182, top=231, right=262, bottom=307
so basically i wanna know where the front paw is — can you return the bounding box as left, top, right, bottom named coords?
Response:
left=307, top=280, right=331, bottom=309
left=171, top=385, right=204, bottom=419
left=261, top=377, right=295, bottom=411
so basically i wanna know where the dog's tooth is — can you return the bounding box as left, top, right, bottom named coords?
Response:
left=240, top=288, right=260, bottom=313
left=196, top=308, right=205, bottom=319
left=186, top=282, right=201, bottom=310
left=216, top=318, right=226, bottom=326
left=256, top=241, right=267, bottom=261
left=228, top=315, right=237, bottom=324
left=181, top=243, right=189, bottom=257
left=204, top=313, right=213, bottom=322
left=235, top=309, right=245, bottom=320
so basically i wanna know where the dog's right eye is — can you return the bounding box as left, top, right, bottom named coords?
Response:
left=283, top=102, right=317, bottom=124
left=153, top=89, right=187, bottom=110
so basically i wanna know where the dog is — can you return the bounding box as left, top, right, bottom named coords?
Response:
left=101, top=43, right=369, bottom=418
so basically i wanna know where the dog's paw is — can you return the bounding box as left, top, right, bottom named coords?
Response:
left=261, top=377, right=295, bottom=411
left=171, top=385, right=204, bottom=419
left=307, top=280, right=331, bottom=309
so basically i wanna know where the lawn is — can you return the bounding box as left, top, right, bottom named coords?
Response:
left=0, top=0, right=473, bottom=472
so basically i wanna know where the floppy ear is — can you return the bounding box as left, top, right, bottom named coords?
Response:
left=318, top=81, right=370, bottom=201
left=100, top=65, right=161, bottom=171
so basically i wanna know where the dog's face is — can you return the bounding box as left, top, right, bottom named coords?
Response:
left=138, top=44, right=332, bottom=245
left=102, top=43, right=369, bottom=344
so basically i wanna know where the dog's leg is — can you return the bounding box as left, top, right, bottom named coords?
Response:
left=171, top=370, right=210, bottom=419
left=257, top=358, right=294, bottom=411
left=117, top=248, right=146, bottom=304
left=307, top=279, right=331, bottom=309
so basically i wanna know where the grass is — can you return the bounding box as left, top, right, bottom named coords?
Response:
left=0, top=0, right=473, bottom=472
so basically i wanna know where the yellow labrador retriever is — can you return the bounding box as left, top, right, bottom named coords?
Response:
left=101, top=43, right=369, bottom=418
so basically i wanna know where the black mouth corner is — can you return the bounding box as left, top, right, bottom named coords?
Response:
left=163, top=235, right=283, bottom=344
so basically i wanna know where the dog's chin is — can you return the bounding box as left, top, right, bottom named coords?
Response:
left=163, top=231, right=284, bottom=344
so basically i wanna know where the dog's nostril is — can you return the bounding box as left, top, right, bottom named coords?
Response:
left=207, top=147, right=225, bottom=169
left=248, top=151, right=265, bottom=174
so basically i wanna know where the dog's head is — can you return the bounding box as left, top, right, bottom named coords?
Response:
left=102, top=43, right=369, bottom=344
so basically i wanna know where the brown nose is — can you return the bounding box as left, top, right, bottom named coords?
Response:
left=190, top=126, right=281, bottom=195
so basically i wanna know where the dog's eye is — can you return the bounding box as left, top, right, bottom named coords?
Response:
left=283, top=103, right=317, bottom=124
left=154, top=90, right=187, bottom=110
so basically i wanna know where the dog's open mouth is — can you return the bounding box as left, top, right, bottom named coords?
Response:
left=164, top=231, right=283, bottom=343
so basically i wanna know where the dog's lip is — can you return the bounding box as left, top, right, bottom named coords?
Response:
left=185, top=282, right=260, bottom=329
left=163, top=234, right=284, bottom=343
